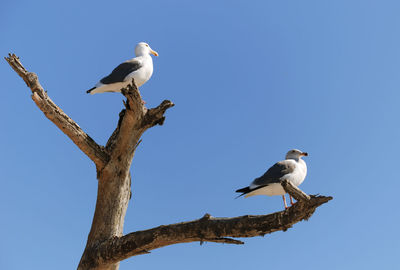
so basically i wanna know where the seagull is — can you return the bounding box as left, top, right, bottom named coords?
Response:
left=87, top=42, right=158, bottom=95
left=236, top=149, right=308, bottom=209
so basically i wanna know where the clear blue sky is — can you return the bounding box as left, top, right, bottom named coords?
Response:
left=1, top=0, right=399, bottom=269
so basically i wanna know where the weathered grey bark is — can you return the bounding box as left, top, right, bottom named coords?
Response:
left=5, top=53, right=332, bottom=270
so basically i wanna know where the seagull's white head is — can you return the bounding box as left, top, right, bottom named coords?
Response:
left=135, top=42, right=159, bottom=57
left=285, top=149, right=308, bottom=160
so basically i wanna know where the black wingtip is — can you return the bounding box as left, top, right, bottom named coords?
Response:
left=235, top=187, right=250, bottom=199
left=86, top=87, right=95, bottom=94
left=235, top=187, right=250, bottom=193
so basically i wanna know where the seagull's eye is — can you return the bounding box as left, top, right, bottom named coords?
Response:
left=146, top=44, right=149, bottom=47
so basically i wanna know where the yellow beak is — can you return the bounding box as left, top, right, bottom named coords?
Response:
left=150, top=49, right=159, bottom=57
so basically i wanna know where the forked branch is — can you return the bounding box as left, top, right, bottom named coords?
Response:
left=103, top=81, right=174, bottom=160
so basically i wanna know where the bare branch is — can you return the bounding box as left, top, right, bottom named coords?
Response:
left=84, top=192, right=332, bottom=267
left=281, top=179, right=311, bottom=202
left=120, top=79, right=144, bottom=113
left=5, top=53, right=109, bottom=168
left=104, top=81, right=174, bottom=158
left=201, top=237, right=244, bottom=245
left=143, top=100, right=175, bottom=128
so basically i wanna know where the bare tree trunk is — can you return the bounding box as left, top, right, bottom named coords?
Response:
left=79, top=163, right=132, bottom=270
left=5, top=54, right=332, bottom=270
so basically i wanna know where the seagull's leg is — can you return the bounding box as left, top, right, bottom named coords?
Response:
left=290, top=195, right=295, bottom=206
left=282, top=195, right=288, bottom=209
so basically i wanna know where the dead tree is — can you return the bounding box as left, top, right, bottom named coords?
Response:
left=5, top=54, right=332, bottom=270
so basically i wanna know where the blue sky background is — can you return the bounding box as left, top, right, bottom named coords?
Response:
left=1, top=0, right=399, bottom=269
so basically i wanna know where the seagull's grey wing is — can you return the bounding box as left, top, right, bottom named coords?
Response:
left=251, top=160, right=296, bottom=187
left=100, top=60, right=142, bottom=84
